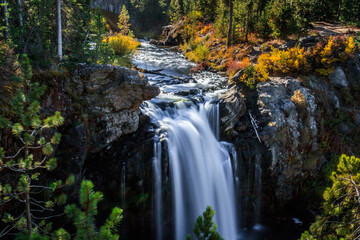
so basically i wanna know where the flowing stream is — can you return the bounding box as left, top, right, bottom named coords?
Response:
left=134, top=41, right=239, bottom=240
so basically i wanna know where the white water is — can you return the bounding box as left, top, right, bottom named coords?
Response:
left=153, top=135, right=162, bottom=240
left=137, top=41, right=238, bottom=239
left=143, top=101, right=238, bottom=240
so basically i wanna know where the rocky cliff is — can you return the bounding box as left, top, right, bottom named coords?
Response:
left=219, top=53, right=360, bottom=220
left=37, top=65, right=159, bottom=189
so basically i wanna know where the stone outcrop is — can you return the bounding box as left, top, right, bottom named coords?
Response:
left=36, top=64, right=160, bottom=193
left=329, top=66, right=348, bottom=88
left=71, top=65, right=160, bottom=149
left=257, top=77, right=321, bottom=201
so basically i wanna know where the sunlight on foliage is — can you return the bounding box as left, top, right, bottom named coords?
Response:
left=105, top=34, right=140, bottom=56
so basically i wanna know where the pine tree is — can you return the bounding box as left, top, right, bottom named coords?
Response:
left=0, top=54, right=73, bottom=238
left=117, top=5, right=133, bottom=36
left=63, top=0, right=92, bottom=63
left=187, top=206, right=223, bottom=240
left=301, top=154, right=360, bottom=239
left=65, top=180, right=123, bottom=240
left=90, top=7, right=107, bottom=63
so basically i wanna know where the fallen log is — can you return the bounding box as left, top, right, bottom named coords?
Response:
left=134, top=66, right=193, bottom=83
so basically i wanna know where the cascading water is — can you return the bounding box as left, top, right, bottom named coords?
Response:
left=135, top=41, right=239, bottom=239
left=147, top=102, right=238, bottom=240
left=153, top=135, right=163, bottom=240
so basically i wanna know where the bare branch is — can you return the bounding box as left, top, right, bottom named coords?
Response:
left=249, top=111, right=261, bottom=142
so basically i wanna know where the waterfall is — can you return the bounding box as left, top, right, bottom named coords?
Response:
left=145, top=101, right=238, bottom=240
left=153, top=135, right=163, bottom=240
left=254, top=153, right=262, bottom=224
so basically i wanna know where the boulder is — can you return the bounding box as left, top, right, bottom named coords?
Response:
left=329, top=66, right=348, bottom=88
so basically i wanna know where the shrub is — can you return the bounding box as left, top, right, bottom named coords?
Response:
left=227, top=57, right=250, bottom=78
left=255, top=44, right=310, bottom=81
left=291, top=90, right=306, bottom=108
left=313, top=36, right=355, bottom=76
left=105, top=34, right=140, bottom=56
left=185, top=44, right=209, bottom=63
left=240, top=65, right=258, bottom=89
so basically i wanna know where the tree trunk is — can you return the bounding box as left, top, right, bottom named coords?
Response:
left=3, top=0, right=8, bottom=41
left=337, top=0, right=343, bottom=18
left=25, top=186, right=32, bottom=236
left=57, top=0, right=62, bottom=60
left=17, top=0, right=23, bottom=50
left=227, top=0, right=233, bottom=47
left=245, top=10, right=249, bottom=42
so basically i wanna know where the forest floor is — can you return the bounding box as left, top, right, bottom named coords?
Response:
left=311, top=22, right=360, bottom=36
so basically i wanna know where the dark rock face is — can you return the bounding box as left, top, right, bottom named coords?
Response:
left=83, top=115, right=157, bottom=240
left=37, top=64, right=160, bottom=197
left=219, top=86, right=247, bottom=132
left=224, top=52, right=360, bottom=219
left=91, top=0, right=125, bottom=14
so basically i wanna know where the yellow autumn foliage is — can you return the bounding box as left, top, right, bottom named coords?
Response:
left=255, top=45, right=310, bottom=81
left=104, top=33, right=140, bottom=56
left=185, top=44, right=210, bottom=63
left=345, top=36, right=356, bottom=54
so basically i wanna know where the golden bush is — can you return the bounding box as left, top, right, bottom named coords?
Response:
left=104, top=34, right=140, bottom=56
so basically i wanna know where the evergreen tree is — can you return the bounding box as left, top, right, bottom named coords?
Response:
left=0, top=54, right=73, bottom=238
left=65, top=180, right=123, bottom=240
left=301, top=154, right=360, bottom=239
left=90, top=7, right=107, bottom=63
left=117, top=5, right=133, bottom=36
left=63, top=0, right=92, bottom=63
left=187, top=206, right=223, bottom=240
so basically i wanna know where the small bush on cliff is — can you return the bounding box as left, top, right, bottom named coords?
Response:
left=300, top=154, right=360, bottom=240
left=291, top=90, right=306, bottom=109
left=240, top=65, right=258, bottom=89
